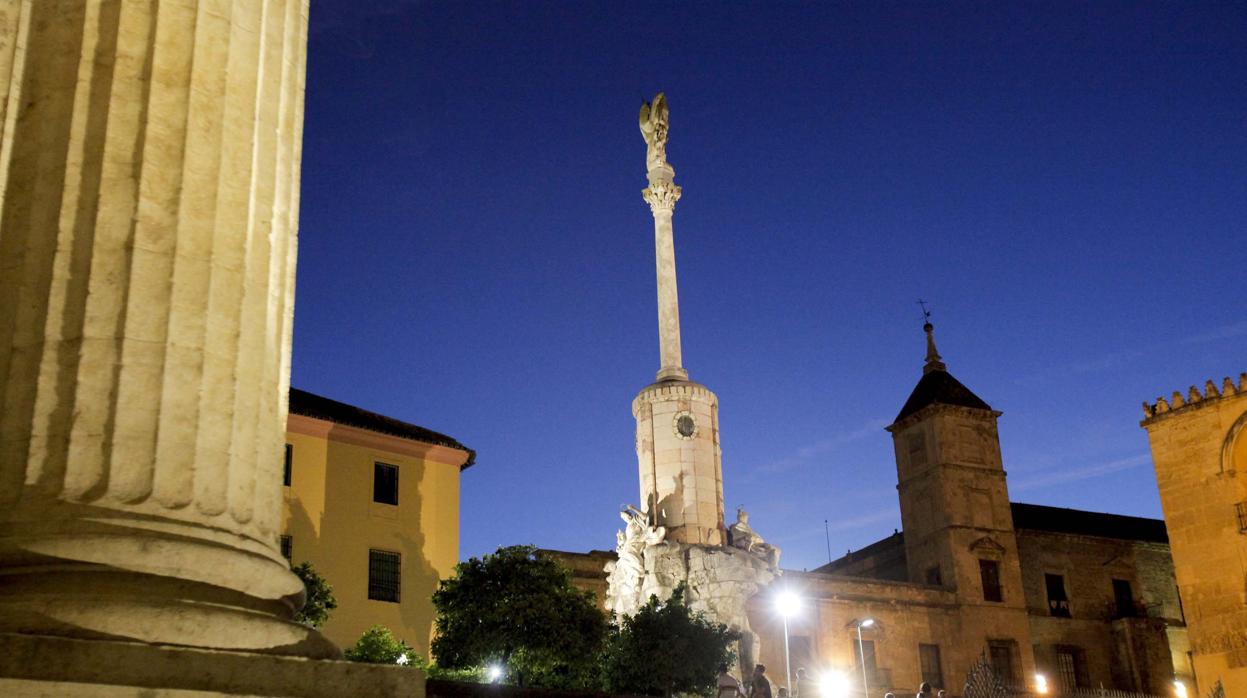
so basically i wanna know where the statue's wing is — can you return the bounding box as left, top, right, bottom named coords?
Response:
left=639, top=102, right=653, bottom=134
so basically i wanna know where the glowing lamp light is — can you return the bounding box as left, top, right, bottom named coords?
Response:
left=487, top=665, right=504, bottom=682
left=776, top=591, right=800, bottom=617
left=1174, top=680, right=1188, bottom=698
left=819, top=670, right=852, bottom=698
left=859, top=618, right=875, bottom=628
left=1035, top=673, right=1049, bottom=695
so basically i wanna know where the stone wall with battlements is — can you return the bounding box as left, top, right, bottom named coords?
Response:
left=1142, top=372, right=1247, bottom=696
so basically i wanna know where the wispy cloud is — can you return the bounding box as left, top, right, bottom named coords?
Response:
left=769, top=509, right=899, bottom=545
left=1009, top=453, right=1151, bottom=493
left=1181, top=319, right=1247, bottom=345
left=748, top=418, right=890, bottom=477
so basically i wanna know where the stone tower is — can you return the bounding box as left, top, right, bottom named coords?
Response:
left=886, top=323, right=1035, bottom=682
left=1141, top=374, right=1247, bottom=696
left=632, top=93, right=724, bottom=546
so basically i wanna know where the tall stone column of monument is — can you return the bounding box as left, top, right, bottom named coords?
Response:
left=0, top=0, right=334, bottom=658
left=633, top=94, right=724, bottom=546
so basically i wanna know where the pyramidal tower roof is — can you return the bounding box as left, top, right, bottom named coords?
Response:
left=894, top=322, right=992, bottom=423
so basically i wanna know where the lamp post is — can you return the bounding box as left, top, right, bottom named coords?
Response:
left=777, top=592, right=800, bottom=694
left=855, top=618, right=875, bottom=698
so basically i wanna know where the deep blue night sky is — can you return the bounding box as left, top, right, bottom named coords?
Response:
left=293, top=2, right=1246, bottom=571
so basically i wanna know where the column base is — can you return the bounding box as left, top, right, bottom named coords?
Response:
left=656, top=366, right=688, bottom=382
left=0, top=504, right=337, bottom=659
left=0, top=632, right=424, bottom=697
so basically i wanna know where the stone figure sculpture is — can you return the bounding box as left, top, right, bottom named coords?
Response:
left=728, top=507, right=781, bottom=568
left=605, top=504, right=667, bottom=617
left=639, top=93, right=670, bottom=172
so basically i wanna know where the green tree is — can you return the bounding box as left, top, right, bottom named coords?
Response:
left=344, top=625, right=415, bottom=664
left=291, top=562, right=338, bottom=629
left=602, top=584, right=739, bottom=697
left=432, top=545, right=608, bottom=688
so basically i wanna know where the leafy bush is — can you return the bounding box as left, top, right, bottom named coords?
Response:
left=602, top=584, right=739, bottom=697
left=291, top=562, right=337, bottom=629
left=344, top=625, right=416, bottom=665
left=432, top=545, right=608, bottom=688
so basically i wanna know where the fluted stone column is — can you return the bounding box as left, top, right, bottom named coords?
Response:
left=0, top=0, right=333, bottom=658
left=643, top=165, right=688, bottom=383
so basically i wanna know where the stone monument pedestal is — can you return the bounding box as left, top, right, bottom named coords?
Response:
left=0, top=633, right=426, bottom=698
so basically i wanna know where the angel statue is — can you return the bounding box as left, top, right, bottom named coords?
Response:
left=639, top=93, right=670, bottom=172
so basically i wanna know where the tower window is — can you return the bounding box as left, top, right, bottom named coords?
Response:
left=979, top=559, right=1002, bottom=602
left=919, top=644, right=944, bottom=690
left=1045, top=573, right=1070, bottom=617
left=907, top=433, right=927, bottom=467
left=373, top=462, right=399, bottom=505
left=283, top=444, right=293, bottom=487
left=1112, top=578, right=1137, bottom=618
left=279, top=535, right=292, bottom=560
left=368, top=549, right=401, bottom=602
left=925, top=565, right=942, bottom=586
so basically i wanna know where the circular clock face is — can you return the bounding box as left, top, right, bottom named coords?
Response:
left=676, top=414, right=696, bottom=438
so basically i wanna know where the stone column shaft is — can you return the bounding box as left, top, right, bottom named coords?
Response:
left=0, top=0, right=330, bottom=657
left=643, top=170, right=686, bottom=382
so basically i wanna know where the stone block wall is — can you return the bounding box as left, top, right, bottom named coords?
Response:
left=1142, top=377, right=1247, bottom=696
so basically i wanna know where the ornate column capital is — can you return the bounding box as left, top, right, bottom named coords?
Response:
left=643, top=178, right=682, bottom=215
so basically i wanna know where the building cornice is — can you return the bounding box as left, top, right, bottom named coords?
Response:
left=287, top=413, right=474, bottom=470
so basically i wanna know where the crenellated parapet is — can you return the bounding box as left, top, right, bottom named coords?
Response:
left=1141, top=373, right=1247, bottom=424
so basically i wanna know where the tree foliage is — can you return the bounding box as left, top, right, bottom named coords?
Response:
left=291, top=561, right=338, bottom=629
left=431, top=545, right=609, bottom=688
left=602, top=584, right=739, bottom=698
left=344, top=625, right=415, bottom=665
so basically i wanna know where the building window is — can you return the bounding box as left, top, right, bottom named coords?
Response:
left=283, top=444, right=293, bottom=487
left=925, top=565, right=942, bottom=586
left=368, top=549, right=401, bottom=602
left=1045, top=573, right=1070, bottom=617
left=852, top=638, right=877, bottom=683
left=907, top=433, right=927, bottom=467
left=919, top=644, right=944, bottom=690
left=1236, top=502, right=1247, bottom=533
left=1055, top=646, right=1089, bottom=690
left=279, top=535, right=292, bottom=560
left=979, top=559, right=1002, bottom=602
left=373, top=462, right=399, bottom=505
left=1112, top=578, right=1137, bottom=618
left=987, top=640, right=1018, bottom=688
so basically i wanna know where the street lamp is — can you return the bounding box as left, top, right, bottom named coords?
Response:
left=776, top=591, right=800, bottom=694
left=854, top=618, right=875, bottom=698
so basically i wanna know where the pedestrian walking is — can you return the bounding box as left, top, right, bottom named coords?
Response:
left=750, top=664, right=773, bottom=698
left=717, top=664, right=744, bottom=698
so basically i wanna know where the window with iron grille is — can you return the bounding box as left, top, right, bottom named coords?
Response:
left=1055, top=646, right=1089, bottom=690
left=1236, top=502, right=1247, bottom=533
left=1045, top=573, right=1071, bottom=617
left=987, top=640, right=1018, bottom=688
left=919, top=643, right=944, bottom=690
left=979, top=559, right=1002, bottom=602
left=279, top=535, right=292, bottom=560
left=283, top=444, right=293, bottom=487
left=368, top=549, right=401, bottom=602
left=373, top=462, right=399, bottom=505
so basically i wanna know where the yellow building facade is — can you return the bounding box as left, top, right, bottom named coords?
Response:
left=1142, top=374, right=1247, bottom=697
left=282, top=388, right=474, bottom=656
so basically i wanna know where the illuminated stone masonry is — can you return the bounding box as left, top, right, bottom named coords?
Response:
left=605, top=94, right=781, bottom=674
left=1141, top=373, right=1247, bottom=696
